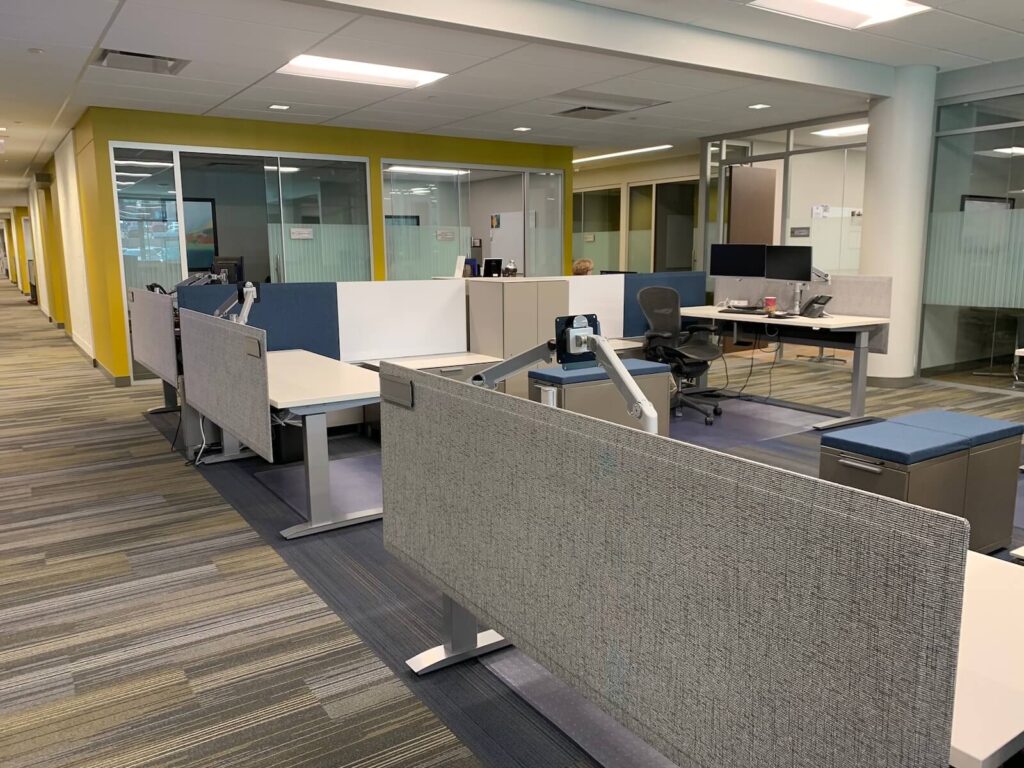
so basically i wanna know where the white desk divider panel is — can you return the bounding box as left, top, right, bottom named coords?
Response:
left=127, top=288, right=177, bottom=385
left=179, top=309, right=274, bottom=463
left=337, top=280, right=467, bottom=363
left=567, top=274, right=625, bottom=339
left=379, top=364, right=969, bottom=768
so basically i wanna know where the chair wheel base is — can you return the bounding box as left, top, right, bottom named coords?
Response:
left=705, top=417, right=714, bottom=426
left=713, top=405, right=723, bottom=416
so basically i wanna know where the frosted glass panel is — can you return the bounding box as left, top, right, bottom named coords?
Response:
left=526, top=171, right=563, bottom=276
left=573, top=188, right=620, bottom=273
left=384, top=224, right=470, bottom=280
left=268, top=224, right=371, bottom=281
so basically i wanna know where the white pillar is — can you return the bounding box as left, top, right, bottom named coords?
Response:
left=861, top=64, right=937, bottom=382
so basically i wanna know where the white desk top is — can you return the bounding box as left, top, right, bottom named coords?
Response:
left=608, top=338, right=643, bottom=352
left=951, top=552, right=1024, bottom=767
left=267, top=350, right=380, bottom=409
left=681, top=305, right=889, bottom=331
left=365, top=351, right=502, bottom=370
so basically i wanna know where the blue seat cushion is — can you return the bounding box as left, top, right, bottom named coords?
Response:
left=529, top=358, right=671, bottom=385
left=889, top=409, right=1024, bottom=448
left=821, top=422, right=969, bottom=465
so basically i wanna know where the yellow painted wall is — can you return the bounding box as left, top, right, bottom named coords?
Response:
left=13, top=206, right=29, bottom=296
left=40, top=159, right=70, bottom=330
left=74, top=107, right=575, bottom=380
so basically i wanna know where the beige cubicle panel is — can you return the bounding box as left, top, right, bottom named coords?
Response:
left=468, top=277, right=569, bottom=397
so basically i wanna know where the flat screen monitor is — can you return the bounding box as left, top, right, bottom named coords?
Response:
left=709, top=244, right=766, bottom=277
left=482, top=258, right=503, bottom=277
left=765, top=246, right=813, bottom=281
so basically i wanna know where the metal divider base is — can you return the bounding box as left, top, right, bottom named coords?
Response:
left=407, top=595, right=512, bottom=675
left=280, top=506, right=383, bottom=539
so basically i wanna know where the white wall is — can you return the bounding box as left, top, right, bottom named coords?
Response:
left=573, top=153, right=700, bottom=190
left=55, top=131, right=94, bottom=356
left=469, top=174, right=523, bottom=263
left=27, top=186, right=49, bottom=316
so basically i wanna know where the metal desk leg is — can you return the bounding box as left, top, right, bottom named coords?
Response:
left=280, top=411, right=383, bottom=539
left=813, top=330, right=872, bottom=431
left=147, top=380, right=180, bottom=414
left=406, top=594, right=511, bottom=675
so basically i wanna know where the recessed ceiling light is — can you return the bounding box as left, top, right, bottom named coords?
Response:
left=0, top=127, right=6, bottom=132
left=277, top=54, right=447, bottom=89
left=747, top=0, right=931, bottom=29
left=748, top=103, right=772, bottom=110
left=264, top=165, right=301, bottom=173
left=116, top=172, right=151, bottom=178
left=572, top=145, right=674, bottom=165
left=114, top=160, right=173, bottom=168
left=993, top=147, right=1024, bottom=156
left=386, top=165, right=469, bottom=176
left=269, top=104, right=290, bottom=111
left=812, top=123, right=870, bottom=138
left=513, top=126, right=532, bottom=132
left=27, top=47, right=45, bottom=54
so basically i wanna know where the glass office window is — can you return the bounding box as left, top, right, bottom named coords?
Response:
left=573, top=188, right=620, bottom=273
left=627, top=185, right=653, bottom=273
left=654, top=181, right=698, bottom=271
left=526, top=171, right=563, bottom=276
left=113, top=147, right=182, bottom=292
left=920, top=120, right=1024, bottom=384
left=785, top=148, right=864, bottom=274
left=276, top=158, right=371, bottom=282
left=383, top=165, right=470, bottom=280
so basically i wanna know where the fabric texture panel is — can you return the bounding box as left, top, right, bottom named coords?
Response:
left=128, top=288, right=177, bottom=385
left=379, top=364, right=969, bottom=768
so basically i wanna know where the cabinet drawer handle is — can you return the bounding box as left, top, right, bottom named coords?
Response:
left=838, top=458, right=883, bottom=475
left=439, top=366, right=465, bottom=374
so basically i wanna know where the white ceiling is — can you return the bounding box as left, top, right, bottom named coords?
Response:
left=0, top=0, right=1018, bottom=188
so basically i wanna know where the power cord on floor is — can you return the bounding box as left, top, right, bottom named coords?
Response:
left=170, top=412, right=181, bottom=452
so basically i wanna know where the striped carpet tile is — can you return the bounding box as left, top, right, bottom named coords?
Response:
left=0, top=283, right=478, bottom=768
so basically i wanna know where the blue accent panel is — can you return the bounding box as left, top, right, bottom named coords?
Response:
left=821, top=422, right=969, bottom=465
left=177, top=283, right=341, bottom=359
left=529, top=358, right=670, bottom=385
left=890, top=409, right=1024, bottom=447
left=623, top=272, right=707, bottom=337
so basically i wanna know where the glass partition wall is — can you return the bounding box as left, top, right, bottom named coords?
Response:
left=700, top=116, right=868, bottom=276
left=920, top=94, right=1024, bottom=387
left=382, top=162, right=564, bottom=280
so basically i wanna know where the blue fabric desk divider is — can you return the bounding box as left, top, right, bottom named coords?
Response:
left=177, top=283, right=341, bottom=360
left=622, top=272, right=707, bottom=337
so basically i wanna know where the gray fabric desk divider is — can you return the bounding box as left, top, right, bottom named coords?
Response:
left=713, top=275, right=893, bottom=352
left=380, top=363, right=968, bottom=768
left=179, top=309, right=273, bottom=462
left=127, top=288, right=177, bottom=385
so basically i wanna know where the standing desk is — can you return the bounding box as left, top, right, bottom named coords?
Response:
left=267, top=350, right=381, bottom=539
left=681, top=306, right=890, bottom=429
left=952, top=552, right=1024, bottom=768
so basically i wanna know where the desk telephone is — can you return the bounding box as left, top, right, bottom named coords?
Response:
left=799, top=294, right=832, bottom=318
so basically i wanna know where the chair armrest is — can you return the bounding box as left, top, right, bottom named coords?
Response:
left=681, top=323, right=715, bottom=334
left=644, top=330, right=674, bottom=340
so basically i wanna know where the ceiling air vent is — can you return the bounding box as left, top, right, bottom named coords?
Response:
left=94, top=49, right=189, bottom=76
left=557, top=106, right=624, bottom=120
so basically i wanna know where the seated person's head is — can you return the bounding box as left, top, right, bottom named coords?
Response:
left=572, top=259, right=594, bottom=276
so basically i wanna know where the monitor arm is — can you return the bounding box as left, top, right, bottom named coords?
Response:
left=213, top=282, right=258, bottom=325
left=470, top=340, right=557, bottom=390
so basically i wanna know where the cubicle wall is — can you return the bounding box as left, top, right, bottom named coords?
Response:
left=713, top=274, right=893, bottom=352
left=180, top=309, right=273, bottom=462
left=127, top=288, right=177, bottom=385
left=380, top=365, right=968, bottom=768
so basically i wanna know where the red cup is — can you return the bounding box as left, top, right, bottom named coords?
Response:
left=764, top=296, right=777, bottom=314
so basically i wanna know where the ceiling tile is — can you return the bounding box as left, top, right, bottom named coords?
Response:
left=242, top=74, right=400, bottom=108
left=331, top=15, right=525, bottom=58
left=869, top=11, right=1024, bottom=61
left=81, top=66, right=242, bottom=97
left=129, top=0, right=359, bottom=32
left=936, top=1, right=1024, bottom=34
left=71, top=82, right=226, bottom=110
left=205, top=106, right=339, bottom=124
left=326, top=109, right=454, bottom=132
left=581, top=75, right=715, bottom=102
left=494, top=43, right=652, bottom=79
left=213, top=95, right=345, bottom=117
left=0, top=0, right=118, bottom=48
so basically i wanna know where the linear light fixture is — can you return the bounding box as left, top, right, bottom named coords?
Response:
left=747, top=0, right=930, bottom=29
left=572, top=144, right=673, bottom=165
left=264, top=165, right=301, bottom=173
left=386, top=165, right=469, bottom=176
left=116, top=172, right=152, bottom=178
left=993, top=147, right=1024, bottom=156
left=277, top=54, right=447, bottom=89
left=513, top=126, right=532, bottom=132
left=268, top=104, right=290, bottom=110
left=748, top=103, right=772, bottom=110
left=812, top=123, right=870, bottom=138
left=114, top=160, right=173, bottom=168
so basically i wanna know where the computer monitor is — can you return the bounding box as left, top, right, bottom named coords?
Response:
left=765, top=246, right=813, bottom=282
left=708, top=244, right=766, bottom=277
left=482, top=258, right=503, bottom=277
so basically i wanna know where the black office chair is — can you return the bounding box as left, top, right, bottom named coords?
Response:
left=638, top=285, right=723, bottom=425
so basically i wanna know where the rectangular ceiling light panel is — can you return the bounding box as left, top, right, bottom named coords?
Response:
left=278, top=55, right=447, bottom=88
left=748, top=0, right=931, bottom=29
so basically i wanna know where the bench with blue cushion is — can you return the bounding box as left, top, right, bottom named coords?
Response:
left=889, top=409, right=1024, bottom=447
left=528, top=358, right=670, bottom=385
left=820, top=421, right=969, bottom=465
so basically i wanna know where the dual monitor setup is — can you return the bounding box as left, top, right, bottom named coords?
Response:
left=709, top=243, right=813, bottom=282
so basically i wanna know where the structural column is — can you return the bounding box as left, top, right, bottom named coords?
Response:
left=861, top=64, right=937, bottom=383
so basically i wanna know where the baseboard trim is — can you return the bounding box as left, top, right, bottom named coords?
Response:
left=866, top=375, right=920, bottom=389
left=97, top=361, right=131, bottom=388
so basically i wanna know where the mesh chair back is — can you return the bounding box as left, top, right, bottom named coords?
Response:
left=638, top=286, right=681, bottom=342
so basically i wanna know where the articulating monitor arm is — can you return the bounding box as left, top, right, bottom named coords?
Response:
left=471, top=340, right=557, bottom=390
left=213, top=282, right=259, bottom=325
left=583, top=334, right=658, bottom=435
